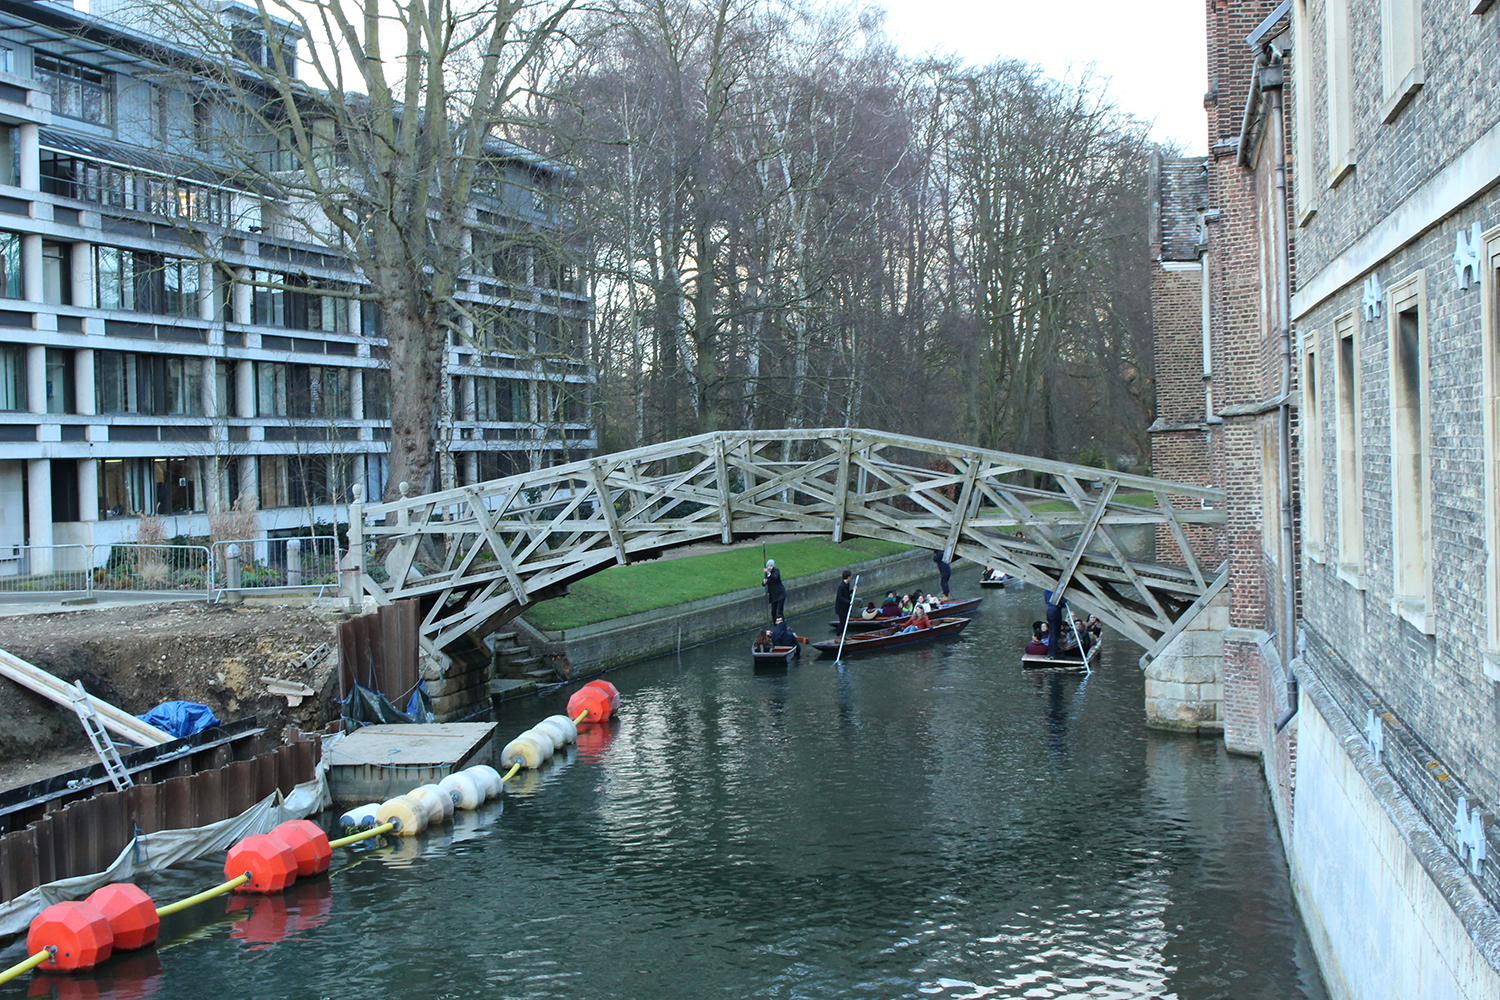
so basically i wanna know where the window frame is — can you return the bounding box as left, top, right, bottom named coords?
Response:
left=1334, top=311, right=1364, bottom=587
left=1481, top=225, right=1500, bottom=677
left=1324, top=0, right=1356, bottom=184
left=1379, top=0, right=1423, bottom=123
left=1302, top=332, right=1325, bottom=559
left=1387, top=270, right=1432, bottom=632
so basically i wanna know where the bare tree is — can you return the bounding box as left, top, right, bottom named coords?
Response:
left=139, top=0, right=581, bottom=499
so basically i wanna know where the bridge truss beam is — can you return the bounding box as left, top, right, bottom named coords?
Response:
left=343, top=429, right=1226, bottom=664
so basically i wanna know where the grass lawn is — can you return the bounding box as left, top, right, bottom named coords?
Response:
left=523, top=536, right=912, bottom=631
left=1026, top=491, right=1158, bottom=514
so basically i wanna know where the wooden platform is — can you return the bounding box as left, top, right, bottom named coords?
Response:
left=327, top=722, right=496, bottom=805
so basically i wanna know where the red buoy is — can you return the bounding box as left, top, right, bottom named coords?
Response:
left=585, top=679, right=620, bottom=712
left=85, top=883, right=159, bottom=951
left=271, top=820, right=332, bottom=877
left=225, top=833, right=299, bottom=894
left=567, top=685, right=611, bottom=723
left=27, top=901, right=114, bottom=971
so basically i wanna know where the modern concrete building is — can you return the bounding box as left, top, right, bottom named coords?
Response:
left=1152, top=2, right=1500, bottom=997
left=0, top=0, right=595, bottom=571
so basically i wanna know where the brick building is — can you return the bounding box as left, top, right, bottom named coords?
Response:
left=1151, top=2, right=1500, bottom=996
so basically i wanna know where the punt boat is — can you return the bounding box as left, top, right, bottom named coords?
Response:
left=812, top=617, right=971, bottom=656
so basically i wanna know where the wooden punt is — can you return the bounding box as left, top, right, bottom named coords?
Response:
left=812, top=617, right=971, bottom=656
left=1020, top=640, right=1102, bottom=673
left=829, top=596, right=981, bottom=631
left=979, top=573, right=1015, bottom=588
left=752, top=644, right=799, bottom=667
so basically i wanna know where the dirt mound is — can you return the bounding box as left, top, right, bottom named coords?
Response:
left=0, top=602, right=344, bottom=789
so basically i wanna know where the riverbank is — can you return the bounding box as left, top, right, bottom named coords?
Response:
left=497, top=542, right=944, bottom=697
left=522, top=536, right=910, bottom=632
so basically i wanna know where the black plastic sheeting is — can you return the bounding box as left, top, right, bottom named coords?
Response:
left=340, top=681, right=434, bottom=729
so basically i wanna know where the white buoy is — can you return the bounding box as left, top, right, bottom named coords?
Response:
left=521, top=727, right=557, bottom=756
left=410, top=784, right=452, bottom=822
left=500, top=733, right=547, bottom=770
left=542, top=714, right=579, bottom=743
left=534, top=717, right=571, bottom=748
left=439, top=772, right=484, bottom=810
left=465, top=764, right=503, bottom=798
left=376, top=795, right=427, bottom=836
left=338, top=801, right=383, bottom=830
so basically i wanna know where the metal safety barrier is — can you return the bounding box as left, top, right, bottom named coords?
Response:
left=211, top=536, right=341, bottom=601
left=0, top=544, right=213, bottom=602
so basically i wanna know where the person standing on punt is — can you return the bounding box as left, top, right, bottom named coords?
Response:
left=1042, top=587, right=1067, bottom=658
left=933, top=550, right=952, bottom=599
left=834, top=569, right=854, bottom=624
left=764, top=558, right=786, bottom=623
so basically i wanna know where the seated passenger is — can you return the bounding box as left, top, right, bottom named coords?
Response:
left=753, top=630, right=774, bottom=652
left=879, top=592, right=903, bottom=617
left=769, top=617, right=798, bottom=647
left=860, top=601, right=880, bottom=620
left=907, top=606, right=931, bottom=631
left=1025, top=623, right=1048, bottom=656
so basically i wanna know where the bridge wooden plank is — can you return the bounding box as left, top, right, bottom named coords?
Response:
left=714, top=437, right=734, bottom=544
left=471, top=489, right=530, bottom=603
left=941, top=458, right=981, bottom=560
left=590, top=463, right=630, bottom=566
left=1057, top=477, right=1170, bottom=627
left=831, top=434, right=853, bottom=543
left=1154, top=490, right=1207, bottom=589
left=1052, top=478, right=1116, bottom=597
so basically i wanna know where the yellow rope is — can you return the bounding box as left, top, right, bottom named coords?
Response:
left=573, top=709, right=589, bottom=724
left=0, top=949, right=52, bottom=986
left=154, top=874, right=250, bottom=918
left=501, top=761, right=521, bottom=782
left=328, top=821, right=396, bottom=849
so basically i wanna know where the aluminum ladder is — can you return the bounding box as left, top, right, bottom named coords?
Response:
left=70, top=681, right=134, bottom=790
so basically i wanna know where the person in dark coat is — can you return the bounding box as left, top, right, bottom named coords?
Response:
left=763, top=559, right=786, bottom=622
left=770, top=617, right=797, bottom=646
left=834, top=570, right=854, bottom=624
left=933, top=551, right=952, bottom=598
left=1043, top=588, right=1067, bottom=658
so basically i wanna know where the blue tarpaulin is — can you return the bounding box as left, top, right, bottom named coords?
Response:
left=136, top=701, right=221, bottom=739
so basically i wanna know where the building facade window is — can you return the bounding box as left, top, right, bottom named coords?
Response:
left=0, top=232, right=20, bottom=298
left=1388, top=272, right=1431, bottom=630
left=98, top=457, right=204, bottom=517
left=34, top=54, right=112, bottom=126
left=41, top=153, right=232, bottom=225
left=363, top=368, right=390, bottom=419
left=1482, top=227, right=1500, bottom=664
left=1380, top=0, right=1423, bottom=120
left=256, top=362, right=350, bottom=418
left=473, top=375, right=522, bottom=421
left=96, top=248, right=201, bottom=316
left=1303, top=337, right=1324, bottom=557
left=44, top=348, right=72, bottom=414
left=258, top=454, right=345, bottom=508
left=246, top=271, right=349, bottom=333
left=96, top=351, right=202, bottom=415
left=1293, top=0, right=1317, bottom=220
left=1335, top=312, right=1362, bottom=581
left=1324, top=0, right=1355, bottom=181
left=42, top=242, right=70, bottom=306
left=0, top=343, right=24, bottom=410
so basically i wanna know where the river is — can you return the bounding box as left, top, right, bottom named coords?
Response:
left=3, top=582, right=1327, bottom=999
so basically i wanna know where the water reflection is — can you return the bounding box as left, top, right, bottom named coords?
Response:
left=0, top=583, right=1327, bottom=1000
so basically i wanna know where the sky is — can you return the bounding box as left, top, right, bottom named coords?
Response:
left=872, top=0, right=1209, bottom=155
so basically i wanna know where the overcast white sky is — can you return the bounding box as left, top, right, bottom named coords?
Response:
left=872, top=0, right=1209, bottom=155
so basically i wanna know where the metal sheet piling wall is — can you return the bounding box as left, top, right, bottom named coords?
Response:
left=0, top=738, right=318, bottom=906
left=338, top=600, right=420, bottom=704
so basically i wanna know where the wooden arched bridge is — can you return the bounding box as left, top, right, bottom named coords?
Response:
left=343, top=428, right=1226, bottom=666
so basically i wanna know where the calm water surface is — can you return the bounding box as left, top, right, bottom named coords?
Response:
left=4, top=583, right=1327, bottom=999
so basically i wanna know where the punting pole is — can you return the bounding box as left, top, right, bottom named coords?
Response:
left=833, top=575, right=859, bottom=665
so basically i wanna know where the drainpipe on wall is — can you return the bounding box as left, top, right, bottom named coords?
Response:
left=1261, top=54, right=1300, bottom=732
